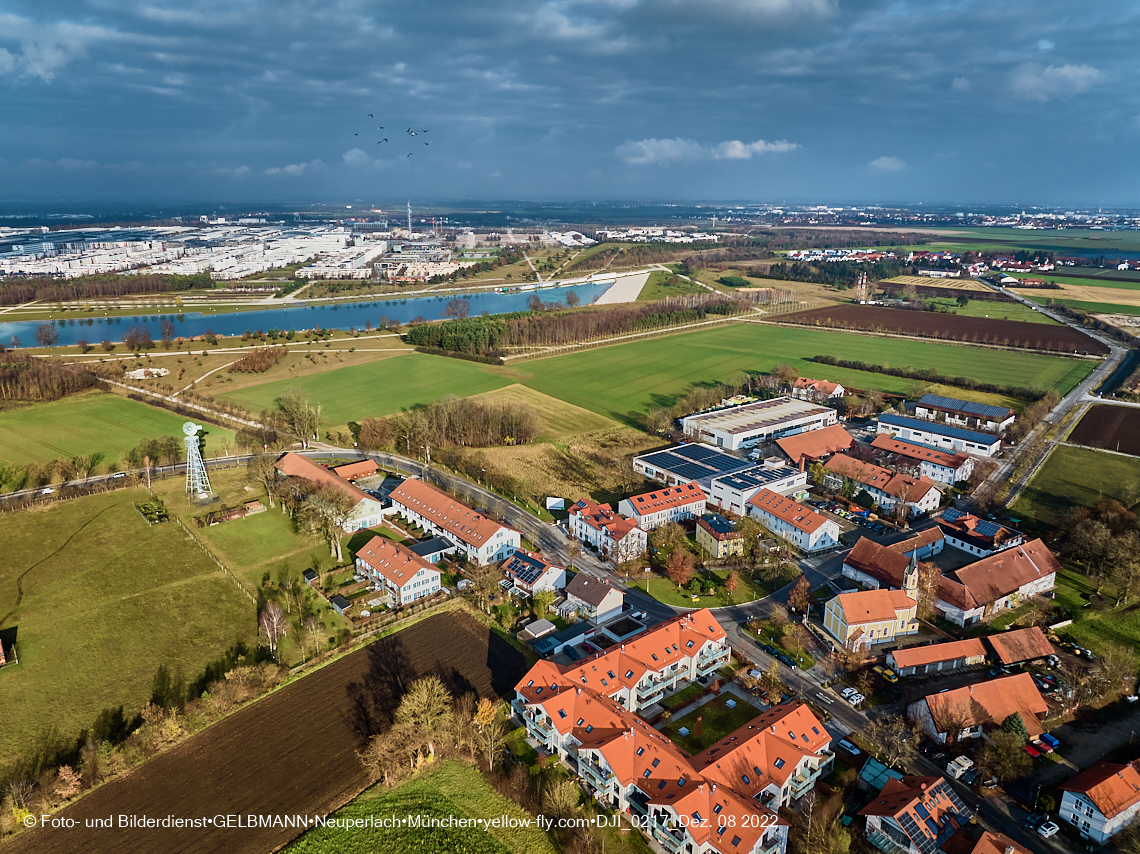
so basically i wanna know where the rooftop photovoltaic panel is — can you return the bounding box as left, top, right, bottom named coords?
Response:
left=918, top=394, right=1013, bottom=421
left=507, top=553, right=548, bottom=585
left=898, top=814, right=936, bottom=854
left=940, top=508, right=1008, bottom=538
left=638, top=445, right=754, bottom=482
left=879, top=414, right=1000, bottom=445
left=936, top=782, right=969, bottom=815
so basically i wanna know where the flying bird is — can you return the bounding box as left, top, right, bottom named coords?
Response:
left=377, top=139, right=387, bottom=144
left=407, top=152, right=413, bottom=157
left=368, top=113, right=374, bottom=118
left=424, top=141, right=431, bottom=146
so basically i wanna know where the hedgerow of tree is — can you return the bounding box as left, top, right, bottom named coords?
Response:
left=0, top=272, right=214, bottom=306
left=0, top=354, right=97, bottom=401
left=228, top=345, right=289, bottom=373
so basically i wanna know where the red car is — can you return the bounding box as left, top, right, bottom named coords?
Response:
left=1025, top=744, right=1041, bottom=758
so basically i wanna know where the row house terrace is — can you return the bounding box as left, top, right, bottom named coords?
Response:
left=388, top=478, right=520, bottom=564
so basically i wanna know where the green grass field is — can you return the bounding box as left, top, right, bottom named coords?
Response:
left=218, top=352, right=515, bottom=427
left=1008, top=272, right=1140, bottom=291
left=0, top=390, right=237, bottom=468
left=922, top=298, right=1059, bottom=325
left=1046, top=567, right=1140, bottom=656
left=283, top=761, right=557, bottom=854
left=514, top=323, right=1094, bottom=424
left=636, top=270, right=707, bottom=301
left=1013, top=445, right=1140, bottom=526
left=0, top=489, right=255, bottom=760
left=660, top=694, right=762, bottom=754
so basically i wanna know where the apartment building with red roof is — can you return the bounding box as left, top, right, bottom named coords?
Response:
left=824, top=454, right=941, bottom=518
left=273, top=452, right=386, bottom=532
left=389, top=478, right=520, bottom=564
left=869, top=434, right=974, bottom=485
left=907, top=673, right=1048, bottom=744
left=1061, top=760, right=1140, bottom=842
left=792, top=377, right=846, bottom=401
left=775, top=423, right=854, bottom=467
left=937, top=508, right=1025, bottom=557
left=354, top=535, right=441, bottom=606
left=860, top=775, right=972, bottom=854
left=568, top=497, right=647, bottom=565
left=746, top=488, right=840, bottom=553
left=618, top=482, right=707, bottom=530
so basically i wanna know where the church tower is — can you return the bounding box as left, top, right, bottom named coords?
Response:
left=903, top=551, right=919, bottom=601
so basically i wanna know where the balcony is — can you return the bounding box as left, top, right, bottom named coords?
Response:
left=760, top=836, right=784, bottom=854
left=580, top=758, right=613, bottom=785
left=866, top=829, right=912, bottom=854
left=653, top=828, right=687, bottom=853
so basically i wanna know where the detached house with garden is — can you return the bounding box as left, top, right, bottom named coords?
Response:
left=354, top=535, right=442, bottom=607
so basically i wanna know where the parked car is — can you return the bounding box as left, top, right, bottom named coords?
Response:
left=838, top=739, right=861, bottom=755
left=1024, top=813, right=1047, bottom=829
left=845, top=693, right=864, bottom=706
left=1025, top=744, right=1041, bottom=758
left=565, top=646, right=580, bottom=661
left=839, top=687, right=857, bottom=699
left=1037, top=821, right=1060, bottom=839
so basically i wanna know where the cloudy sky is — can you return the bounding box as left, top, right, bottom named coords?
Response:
left=1, top=0, right=1137, bottom=208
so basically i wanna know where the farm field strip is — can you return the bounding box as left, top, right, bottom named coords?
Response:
left=1006, top=272, right=1140, bottom=291
left=1021, top=295, right=1140, bottom=317
left=6, top=611, right=529, bottom=854
left=1012, top=445, right=1140, bottom=526
left=774, top=305, right=1101, bottom=354
left=880, top=275, right=990, bottom=292
left=1067, top=404, right=1140, bottom=457
left=1012, top=283, right=1140, bottom=307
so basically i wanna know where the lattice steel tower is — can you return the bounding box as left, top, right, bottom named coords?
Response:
left=183, top=422, right=212, bottom=496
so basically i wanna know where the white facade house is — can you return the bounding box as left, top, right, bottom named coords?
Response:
left=503, top=549, right=566, bottom=596
left=913, top=394, right=1016, bottom=433
left=746, top=489, right=840, bottom=554
left=708, top=463, right=808, bottom=516
left=869, top=434, right=975, bottom=485
left=389, top=478, right=520, bottom=564
left=877, top=414, right=1002, bottom=458
left=1061, top=762, right=1140, bottom=843
left=274, top=452, right=388, bottom=532
left=618, top=482, right=707, bottom=530
left=563, top=573, right=625, bottom=624
left=823, top=454, right=941, bottom=518
left=568, top=498, right=647, bottom=565
left=681, top=396, right=838, bottom=451
left=354, top=535, right=442, bottom=607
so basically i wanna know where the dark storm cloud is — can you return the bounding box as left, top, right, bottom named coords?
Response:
left=0, top=0, right=1136, bottom=206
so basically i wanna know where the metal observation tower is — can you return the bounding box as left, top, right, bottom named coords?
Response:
left=183, top=422, right=213, bottom=497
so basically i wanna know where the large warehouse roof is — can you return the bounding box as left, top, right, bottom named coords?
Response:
left=682, top=396, right=832, bottom=437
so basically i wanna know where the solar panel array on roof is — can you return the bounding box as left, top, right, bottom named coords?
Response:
left=936, top=781, right=969, bottom=814
left=879, top=414, right=1000, bottom=445
left=508, top=553, right=548, bottom=585
left=639, top=445, right=752, bottom=483
left=941, top=508, right=1006, bottom=539
left=919, top=394, right=1013, bottom=421
left=898, top=814, right=937, bottom=854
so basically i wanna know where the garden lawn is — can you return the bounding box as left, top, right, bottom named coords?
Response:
left=1049, top=568, right=1140, bottom=656
left=283, top=761, right=557, bottom=854
left=1012, top=445, right=1140, bottom=526
left=0, top=489, right=254, bottom=761
left=627, top=569, right=765, bottom=608
left=660, top=694, right=762, bottom=753
left=636, top=270, right=708, bottom=301
left=515, top=322, right=1094, bottom=424
left=217, top=351, right=514, bottom=428
left=0, top=390, right=236, bottom=468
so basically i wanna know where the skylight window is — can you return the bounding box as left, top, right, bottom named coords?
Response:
left=586, top=725, right=593, bottom=733
left=636, top=747, right=645, bottom=756
left=686, top=640, right=695, bottom=648
left=577, top=718, right=585, bottom=726
left=652, top=758, right=660, bottom=768
left=558, top=710, right=567, bottom=719
left=732, top=836, right=741, bottom=847
left=713, top=804, right=722, bottom=815
left=774, top=758, right=785, bottom=769
left=658, top=781, right=667, bottom=789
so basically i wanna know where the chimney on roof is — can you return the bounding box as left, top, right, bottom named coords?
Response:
left=711, top=783, right=716, bottom=793
left=799, top=456, right=805, bottom=473
left=577, top=687, right=582, bottom=695
left=1004, top=848, right=1016, bottom=854
left=621, top=644, right=625, bottom=652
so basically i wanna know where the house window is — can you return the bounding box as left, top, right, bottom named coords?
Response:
left=636, top=747, right=645, bottom=756
left=586, top=725, right=593, bottom=733
left=741, top=775, right=750, bottom=784
left=652, top=759, right=660, bottom=768
left=686, top=640, right=695, bottom=648
left=774, top=758, right=784, bottom=769
left=644, top=769, right=651, bottom=778
left=577, top=718, right=585, bottom=726
left=713, top=804, right=722, bottom=815
left=626, top=670, right=634, bottom=679
left=731, top=836, right=742, bottom=847
left=692, top=812, right=703, bottom=823
left=558, top=710, right=567, bottom=719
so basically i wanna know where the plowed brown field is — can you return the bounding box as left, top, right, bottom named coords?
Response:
left=5, top=611, right=528, bottom=854
left=1069, top=404, right=1140, bottom=457
left=777, top=305, right=1108, bottom=354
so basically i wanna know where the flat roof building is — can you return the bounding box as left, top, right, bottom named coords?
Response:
left=708, top=462, right=808, bottom=516
left=633, top=442, right=754, bottom=489
left=680, top=396, right=838, bottom=451
left=878, top=414, right=1002, bottom=458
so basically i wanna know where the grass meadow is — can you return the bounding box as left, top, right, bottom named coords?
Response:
left=1012, top=445, right=1140, bottom=526
left=0, top=489, right=254, bottom=760
left=283, top=761, right=557, bottom=854
left=0, top=390, right=236, bottom=467
left=923, top=298, right=1059, bottom=325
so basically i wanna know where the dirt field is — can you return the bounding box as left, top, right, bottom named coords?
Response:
left=7, top=610, right=529, bottom=854
left=1012, top=283, right=1140, bottom=307
left=777, top=304, right=1108, bottom=355
left=1068, top=404, right=1140, bottom=456
left=879, top=275, right=991, bottom=292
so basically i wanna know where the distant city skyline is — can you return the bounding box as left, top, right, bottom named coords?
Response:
left=0, top=1, right=1137, bottom=207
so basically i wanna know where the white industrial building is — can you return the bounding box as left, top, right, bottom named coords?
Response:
left=708, top=461, right=808, bottom=516
left=680, top=397, right=837, bottom=451
left=877, top=414, right=1002, bottom=458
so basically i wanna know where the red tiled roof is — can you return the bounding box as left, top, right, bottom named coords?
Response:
left=861, top=776, right=967, bottom=849
left=943, top=830, right=1033, bottom=854
left=889, top=639, right=987, bottom=670
left=794, top=377, right=842, bottom=395
left=355, top=535, right=440, bottom=587
left=948, top=539, right=1060, bottom=604
left=569, top=498, right=643, bottom=543
left=274, top=452, right=372, bottom=505
left=332, top=459, right=378, bottom=481
left=1062, top=761, right=1140, bottom=819
left=747, top=488, right=832, bottom=534
left=871, top=434, right=970, bottom=470
left=389, top=478, right=517, bottom=549
left=922, top=673, right=1048, bottom=737
left=986, top=627, right=1055, bottom=665
left=938, top=512, right=1019, bottom=550
left=825, top=454, right=939, bottom=503
left=832, top=588, right=916, bottom=625
left=775, top=424, right=854, bottom=464
left=624, top=482, right=706, bottom=516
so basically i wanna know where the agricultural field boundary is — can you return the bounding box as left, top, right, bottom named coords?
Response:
left=170, top=514, right=257, bottom=604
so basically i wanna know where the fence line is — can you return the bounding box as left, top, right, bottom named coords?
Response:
left=172, top=514, right=257, bottom=604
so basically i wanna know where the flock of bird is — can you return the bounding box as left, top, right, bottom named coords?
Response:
left=356, top=114, right=431, bottom=158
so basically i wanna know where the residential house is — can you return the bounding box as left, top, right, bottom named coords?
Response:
left=618, top=482, right=707, bottom=531
left=708, top=463, right=807, bottom=517
left=564, top=573, right=625, bottom=624
left=332, top=459, right=379, bottom=481
left=913, top=394, right=1016, bottom=433
left=985, top=626, right=1055, bottom=666
left=792, top=377, right=846, bottom=402
left=907, top=673, right=1048, bottom=744
left=515, top=610, right=731, bottom=715
left=354, top=535, right=442, bottom=607
left=696, top=513, right=745, bottom=559
left=937, top=509, right=1024, bottom=557
left=1060, top=761, right=1140, bottom=843
left=887, top=639, right=988, bottom=678
left=869, top=434, right=975, bottom=485
left=942, top=830, right=1033, bottom=854
left=568, top=498, right=647, bottom=565
left=823, top=454, right=941, bottom=519
left=824, top=578, right=919, bottom=652
left=860, top=775, right=972, bottom=854
left=273, top=452, right=387, bottom=532
left=775, top=423, right=855, bottom=468
left=503, top=549, right=567, bottom=596
left=406, top=536, right=455, bottom=564
left=746, top=489, right=841, bottom=554
left=389, top=478, right=520, bottom=564
left=877, top=414, right=1002, bottom=458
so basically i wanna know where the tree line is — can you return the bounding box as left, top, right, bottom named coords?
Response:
left=766, top=259, right=907, bottom=288
left=0, top=354, right=97, bottom=401
left=405, top=297, right=746, bottom=356
left=351, top=395, right=540, bottom=453
left=0, top=272, right=214, bottom=306
left=229, top=345, right=289, bottom=373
